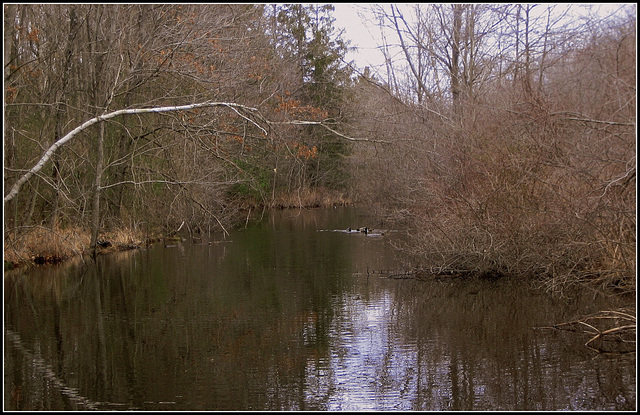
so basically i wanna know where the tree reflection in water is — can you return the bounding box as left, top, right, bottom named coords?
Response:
left=4, top=208, right=636, bottom=411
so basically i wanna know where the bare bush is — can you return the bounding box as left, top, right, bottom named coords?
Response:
left=353, top=6, right=635, bottom=294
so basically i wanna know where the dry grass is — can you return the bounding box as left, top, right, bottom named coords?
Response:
left=4, top=226, right=91, bottom=267
left=267, top=187, right=352, bottom=209
left=4, top=225, right=157, bottom=269
left=100, top=227, right=151, bottom=248
left=2, top=188, right=346, bottom=270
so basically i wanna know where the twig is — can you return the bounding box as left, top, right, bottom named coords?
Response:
left=541, top=310, right=636, bottom=353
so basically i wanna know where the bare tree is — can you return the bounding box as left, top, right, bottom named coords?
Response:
left=352, top=4, right=635, bottom=292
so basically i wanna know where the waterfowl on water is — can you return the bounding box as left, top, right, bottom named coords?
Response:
left=96, top=239, right=111, bottom=248
left=346, top=226, right=384, bottom=235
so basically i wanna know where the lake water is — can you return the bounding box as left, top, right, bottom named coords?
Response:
left=4, top=207, right=636, bottom=410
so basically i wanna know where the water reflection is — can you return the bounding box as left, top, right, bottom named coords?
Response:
left=4, top=208, right=635, bottom=410
left=325, top=276, right=635, bottom=411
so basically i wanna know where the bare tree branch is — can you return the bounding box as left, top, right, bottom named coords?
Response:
left=269, top=119, right=390, bottom=143
left=4, top=101, right=263, bottom=203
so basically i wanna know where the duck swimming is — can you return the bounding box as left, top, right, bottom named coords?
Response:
left=345, top=227, right=377, bottom=235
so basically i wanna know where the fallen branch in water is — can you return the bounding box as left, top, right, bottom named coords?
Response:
left=538, top=310, right=636, bottom=354
left=352, top=267, right=481, bottom=281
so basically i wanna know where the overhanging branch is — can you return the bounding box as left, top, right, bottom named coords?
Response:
left=4, top=100, right=381, bottom=204
left=3, top=101, right=262, bottom=203
left=269, top=120, right=390, bottom=143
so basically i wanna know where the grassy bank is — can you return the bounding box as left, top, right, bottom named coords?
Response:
left=263, top=187, right=352, bottom=209
left=3, top=225, right=159, bottom=270
left=3, top=188, right=352, bottom=271
left=229, top=186, right=352, bottom=210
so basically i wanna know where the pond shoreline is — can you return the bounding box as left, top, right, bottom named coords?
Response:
left=3, top=228, right=158, bottom=271
left=5, top=205, right=634, bottom=411
left=3, top=205, right=635, bottom=301
left=4, top=189, right=354, bottom=271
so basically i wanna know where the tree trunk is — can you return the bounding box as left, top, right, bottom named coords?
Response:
left=4, top=102, right=265, bottom=204
left=451, top=4, right=463, bottom=117
left=90, top=122, right=105, bottom=255
left=4, top=4, right=17, bottom=230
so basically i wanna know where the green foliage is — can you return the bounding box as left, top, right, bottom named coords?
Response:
left=268, top=4, right=354, bottom=192
left=227, top=159, right=274, bottom=202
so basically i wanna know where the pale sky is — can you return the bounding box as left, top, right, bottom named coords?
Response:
left=331, top=3, right=634, bottom=77
left=332, top=3, right=386, bottom=72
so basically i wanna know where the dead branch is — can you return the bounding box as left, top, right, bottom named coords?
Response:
left=269, top=119, right=390, bottom=143
left=539, top=310, right=636, bottom=354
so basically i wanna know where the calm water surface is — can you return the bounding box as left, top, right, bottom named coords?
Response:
left=4, top=208, right=636, bottom=410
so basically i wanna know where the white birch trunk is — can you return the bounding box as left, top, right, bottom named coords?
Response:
left=3, top=101, right=264, bottom=204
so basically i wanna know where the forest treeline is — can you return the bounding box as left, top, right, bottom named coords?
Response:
left=3, top=4, right=636, bottom=294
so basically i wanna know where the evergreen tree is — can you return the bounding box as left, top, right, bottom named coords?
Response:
left=272, top=4, right=352, bottom=104
left=269, top=4, right=354, bottom=189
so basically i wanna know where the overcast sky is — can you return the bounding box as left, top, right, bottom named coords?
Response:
left=331, top=3, right=634, bottom=77
left=332, top=4, right=386, bottom=72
